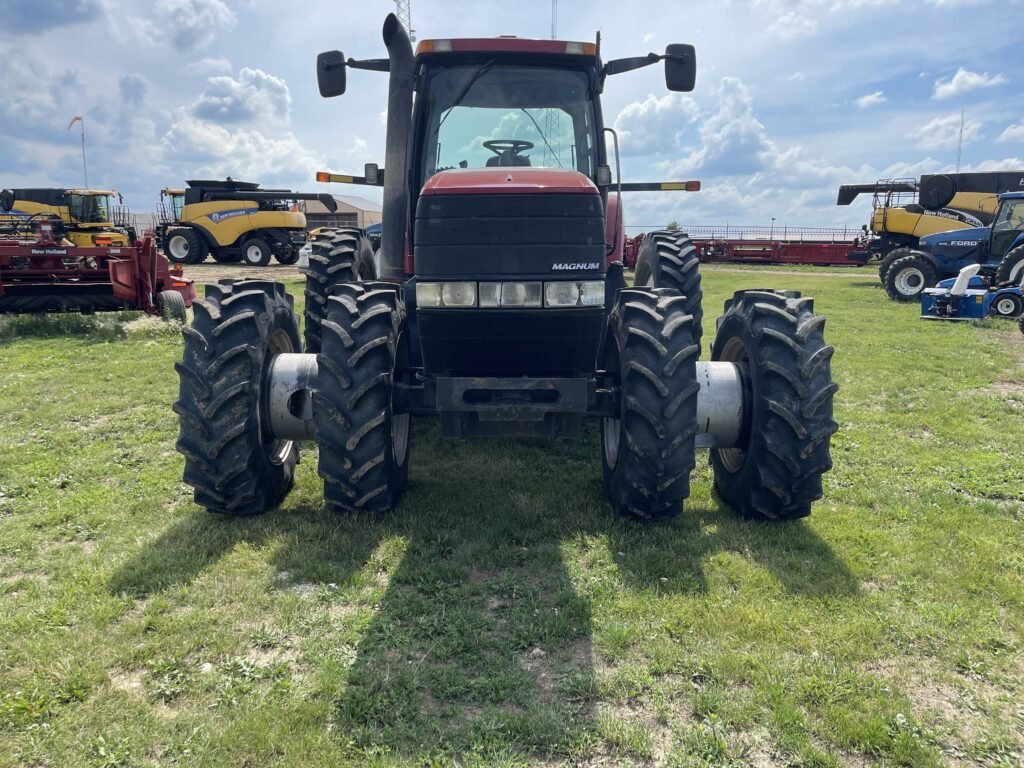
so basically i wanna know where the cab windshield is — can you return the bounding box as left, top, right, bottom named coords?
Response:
left=171, top=195, right=184, bottom=220
left=993, top=199, right=1024, bottom=231
left=68, top=193, right=110, bottom=224
left=419, top=63, right=598, bottom=183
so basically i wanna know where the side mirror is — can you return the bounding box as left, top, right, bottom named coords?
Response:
left=596, top=165, right=612, bottom=187
left=364, top=163, right=380, bottom=185
left=317, top=50, right=347, bottom=97
left=318, top=194, right=338, bottom=213
left=664, top=44, right=696, bottom=92
left=0, top=189, right=13, bottom=211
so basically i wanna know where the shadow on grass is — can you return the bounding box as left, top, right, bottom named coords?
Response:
left=108, top=425, right=857, bottom=760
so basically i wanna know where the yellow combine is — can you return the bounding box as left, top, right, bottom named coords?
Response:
left=838, top=171, right=1024, bottom=282
left=0, top=188, right=136, bottom=247
left=156, top=179, right=337, bottom=266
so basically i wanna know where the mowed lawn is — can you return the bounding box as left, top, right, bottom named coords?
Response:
left=0, top=266, right=1022, bottom=767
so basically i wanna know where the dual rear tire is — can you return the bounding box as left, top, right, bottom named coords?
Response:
left=174, top=280, right=301, bottom=515
left=173, top=281, right=836, bottom=522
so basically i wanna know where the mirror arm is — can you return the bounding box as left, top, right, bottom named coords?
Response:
left=347, top=58, right=391, bottom=72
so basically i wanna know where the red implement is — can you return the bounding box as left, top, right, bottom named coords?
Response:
left=0, top=222, right=195, bottom=316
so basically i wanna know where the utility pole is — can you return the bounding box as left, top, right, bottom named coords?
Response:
left=544, top=0, right=559, bottom=166
left=395, top=0, right=414, bottom=41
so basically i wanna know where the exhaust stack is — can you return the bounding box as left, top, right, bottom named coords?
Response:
left=380, top=14, right=415, bottom=282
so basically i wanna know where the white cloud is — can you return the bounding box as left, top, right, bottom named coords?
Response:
left=161, top=109, right=323, bottom=184
left=968, top=157, right=1024, bottom=172
left=767, top=10, right=818, bottom=39
left=156, top=0, right=236, bottom=51
left=790, top=72, right=807, bottom=81
left=910, top=113, right=982, bottom=150
left=347, top=136, right=369, bottom=159
left=855, top=90, right=886, bottom=109
left=642, top=32, right=655, bottom=45
left=188, top=57, right=233, bottom=75
left=613, top=92, right=700, bottom=157
left=191, top=67, right=291, bottom=125
left=997, top=122, right=1024, bottom=144
left=933, top=68, right=1008, bottom=100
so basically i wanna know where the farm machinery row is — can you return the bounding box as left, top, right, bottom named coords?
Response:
left=172, top=16, right=838, bottom=524
left=0, top=204, right=194, bottom=320
left=624, top=228, right=865, bottom=269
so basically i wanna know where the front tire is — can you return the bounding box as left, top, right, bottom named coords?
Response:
left=158, top=289, right=187, bottom=323
left=710, top=290, right=838, bottom=520
left=315, top=283, right=410, bottom=513
left=241, top=237, right=272, bottom=267
left=301, top=227, right=376, bottom=353
left=877, top=247, right=911, bottom=286
left=633, top=230, right=703, bottom=349
left=601, top=288, right=699, bottom=521
left=166, top=228, right=206, bottom=265
left=991, top=292, right=1023, bottom=318
left=884, top=253, right=936, bottom=302
left=173, top=280, right=301, bottom=515
left=995, top=245, right=1024, bottom=286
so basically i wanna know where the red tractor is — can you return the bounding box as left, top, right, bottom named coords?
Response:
left=0, top=208, right=195, bottom=320
left=173, top=16, right=837, bottom=521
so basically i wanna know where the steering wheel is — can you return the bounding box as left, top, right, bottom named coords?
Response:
left=483, top=139, right=534, bottom=158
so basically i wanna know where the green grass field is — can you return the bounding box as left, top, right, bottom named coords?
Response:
left=1, top=267, right=1022, bottom=767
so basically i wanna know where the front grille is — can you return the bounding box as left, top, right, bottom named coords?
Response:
left=414, top=193, right=606, bottom=278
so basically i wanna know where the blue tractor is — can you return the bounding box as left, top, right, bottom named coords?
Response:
left=884, top=191, right=1024, bottom=310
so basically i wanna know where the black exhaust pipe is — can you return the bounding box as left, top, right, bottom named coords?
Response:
left=380, top=13, right=414, bottom=282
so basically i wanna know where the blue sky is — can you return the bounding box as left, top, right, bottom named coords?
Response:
left=1, top=0, right=1022, bottom=230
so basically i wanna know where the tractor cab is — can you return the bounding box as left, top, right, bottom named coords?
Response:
left=65, top=189, right=116, bottom=227
left=159, top=188, right=185, bottom=226
left=989, top=193, right=1024, bottom=265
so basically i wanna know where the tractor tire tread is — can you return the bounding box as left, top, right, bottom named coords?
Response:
left=604, top=287, right=699, bottom=520
left=174, top=280, right=300, bottom=516
left=710, top=290, right=838, bottom=520
left=315, top=283, right=409, bottom=514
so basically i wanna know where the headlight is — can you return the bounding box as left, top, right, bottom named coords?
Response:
left=479, top=282, right=543, bottom=308
left=544, top=280, right=604, bottom=307
left=501, top=281, right=542, bottom=307
left=418, top=280, right=603, bottom=308
left=416, top=281, right=476, bottom=308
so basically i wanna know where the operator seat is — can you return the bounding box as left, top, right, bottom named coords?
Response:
left=485, top=150, right=531, bottom=167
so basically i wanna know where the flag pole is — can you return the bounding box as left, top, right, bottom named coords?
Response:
left=80, top=119, right=88, bottom=188
left=67, top=116, right=88, bottom=188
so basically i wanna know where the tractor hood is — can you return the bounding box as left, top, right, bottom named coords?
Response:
left=920, top=225, right=987, bottom=249
left=420, top=168, right=599, bottom=196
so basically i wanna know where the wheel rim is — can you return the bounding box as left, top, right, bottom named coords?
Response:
left=264, top=328, right=295, bottom=465
left=168, top=236, right=188, bottom=260
left=995, top=297, right=1020, bottom=317
left=246, top=244, right=263, bottom=263
left=602, top=417, right=621, bottom=470
left=715, top=336, right=748, bottom=473
left=895, top=268, right=925, bottom=295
